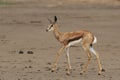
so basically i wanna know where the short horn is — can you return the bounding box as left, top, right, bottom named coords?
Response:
left=54, top=16, right=57, bottom=22
left=48, top=18, right=52, bottom=23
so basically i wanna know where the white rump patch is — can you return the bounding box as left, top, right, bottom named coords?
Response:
left=93, top=36, right=97, bottom=44
left=66, top=39, right=82, bottom=48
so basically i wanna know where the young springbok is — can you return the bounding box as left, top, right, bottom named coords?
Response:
left=46, top=16, right=105, bottom=75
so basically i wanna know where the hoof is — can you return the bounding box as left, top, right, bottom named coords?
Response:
left=101, top=68, right=105, bottom=72
left=80, top=71, right=84, bottom=75
left=98, top=73, right=101, bottom=75
left=80, top=72, right=83, bottom=75
left=66, top=70, right=72, bottom=76
left=98, top=71, right=102, bottom=75
left=51, top=70, right=54, bottom=72
left=80, top=70, right=85, bottom=75
left=51, top=69, right=55, bottom=72
left=98, top=68, right=105, bottom=75
left=66, top=72, right=70, bottom=76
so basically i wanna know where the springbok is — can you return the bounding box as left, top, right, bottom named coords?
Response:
left=46, top=16, right=105, bottom=75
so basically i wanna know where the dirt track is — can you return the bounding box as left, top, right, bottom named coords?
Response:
left=0, top=1, right=120, bottom=80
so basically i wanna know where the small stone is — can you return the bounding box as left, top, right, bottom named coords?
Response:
left=47, top=62, right=52, bottom=65
left=27, top=51, right=34, bottom=54
left=18, top=78, right=20, bottom=80
left=29, top=66, right=32, bottom=68
left=80, top=63, right=84, bottom=66
left=19, top=51, right=24, bottom=54
left=25, top=66, right=28, bottom=68
left=28, top=60, right=32, bottom=62
left=80, top=72, right=83, bottom=75
left=38, top=70, right=40, bottom=72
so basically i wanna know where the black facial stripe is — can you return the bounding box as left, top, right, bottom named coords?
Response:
left=50, top=24, right=53, bottom=27
left=48, top=24, right=53, bottom=30
left=49, top=24, right=53, bottom=28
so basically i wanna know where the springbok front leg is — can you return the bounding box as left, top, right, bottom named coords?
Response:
left=51, top=46, right=65, bottom=72
left=65, top=47, right=72, bottom=75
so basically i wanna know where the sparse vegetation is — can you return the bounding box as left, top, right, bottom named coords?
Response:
left=0, top=0, right=15, bottom=5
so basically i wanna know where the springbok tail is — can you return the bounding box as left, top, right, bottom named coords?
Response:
left=93, top=36, right=97, bottom=44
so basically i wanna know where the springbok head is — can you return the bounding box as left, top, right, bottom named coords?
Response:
left=46, top=16, right=57, bottom=32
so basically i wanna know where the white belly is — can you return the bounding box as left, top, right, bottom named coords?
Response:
left=66, top=39, right=82, bottom=48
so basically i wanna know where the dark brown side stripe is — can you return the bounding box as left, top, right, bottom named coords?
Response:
left=68, top=35, right=83, bottom=44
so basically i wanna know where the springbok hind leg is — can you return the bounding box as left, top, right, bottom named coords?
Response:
left=80, top=46, right=92, bottom=75
left=90, top=46, right=105, bottom=75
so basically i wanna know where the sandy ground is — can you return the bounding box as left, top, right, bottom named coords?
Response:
left=0, top=0, right=120, bottom=80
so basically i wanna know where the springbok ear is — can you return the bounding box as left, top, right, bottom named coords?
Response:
left=54, top=16, right=57, bottom=22
left=48, top=18, right=53, bottom=24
